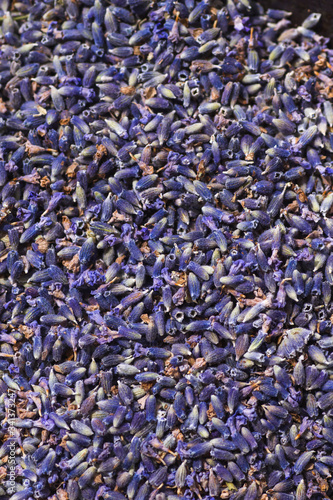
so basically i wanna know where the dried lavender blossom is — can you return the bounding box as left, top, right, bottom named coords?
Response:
left=0, top=0, right=333, bottom=499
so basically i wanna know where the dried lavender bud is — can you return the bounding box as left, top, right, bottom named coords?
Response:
left=1, top=0, right=333, bottom=499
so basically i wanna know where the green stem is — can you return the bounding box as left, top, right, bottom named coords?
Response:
left=0, top=14, right=29, bottom=20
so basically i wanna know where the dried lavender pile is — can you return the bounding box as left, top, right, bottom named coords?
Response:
left=1, top=0, right=333, bottom=498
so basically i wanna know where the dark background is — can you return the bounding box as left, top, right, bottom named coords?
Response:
left=260, top=0, right=332, bottom=42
